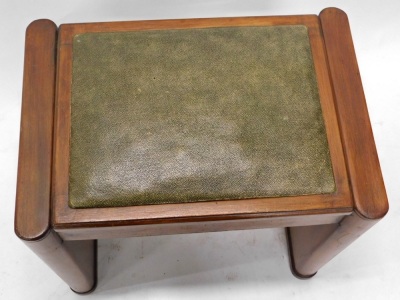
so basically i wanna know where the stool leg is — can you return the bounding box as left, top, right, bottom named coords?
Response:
left=22, top=231, right=97, bottom=293
left=16, top=19, right=96, bottom=293
left=286, top=213, right=379, bottom=278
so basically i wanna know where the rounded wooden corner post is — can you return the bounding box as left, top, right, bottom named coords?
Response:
left=15, top=19, right=97, bottom=293
left=287, top=8, right=389, bottom=278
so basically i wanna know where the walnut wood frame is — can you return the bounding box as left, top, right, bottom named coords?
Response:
left=15, top=8, right=388, bottom=293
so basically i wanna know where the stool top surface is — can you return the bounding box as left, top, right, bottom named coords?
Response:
left=68, top=25, right=335, bottom=208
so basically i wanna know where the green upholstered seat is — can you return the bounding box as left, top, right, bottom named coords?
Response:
left=69, top=25, right=335, bottom=208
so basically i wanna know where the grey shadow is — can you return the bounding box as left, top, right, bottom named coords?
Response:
left=94, top=227, right=295, bottom=295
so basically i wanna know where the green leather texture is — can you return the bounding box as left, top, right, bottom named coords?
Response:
left=69, top=25, right=335, bottom=208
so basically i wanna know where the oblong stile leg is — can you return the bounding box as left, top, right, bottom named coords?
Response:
left=287, top=7, right=389, bottom=278
left=287, top=213, right=377, bottom=277
left=15, top=19, right=97, bottom=293
left=24, top=232, right=97, bottom=293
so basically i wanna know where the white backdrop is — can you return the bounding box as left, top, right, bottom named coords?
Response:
left=1, top=1, right=399, bottom=299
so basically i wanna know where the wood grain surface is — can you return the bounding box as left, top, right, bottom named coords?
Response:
left=15, top=19, right=57, bottom=240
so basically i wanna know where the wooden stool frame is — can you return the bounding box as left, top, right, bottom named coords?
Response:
left=15, top=8, right=388, bottom=293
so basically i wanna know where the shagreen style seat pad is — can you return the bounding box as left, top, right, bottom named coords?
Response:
left=69, top=25, right=335, bottom=208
